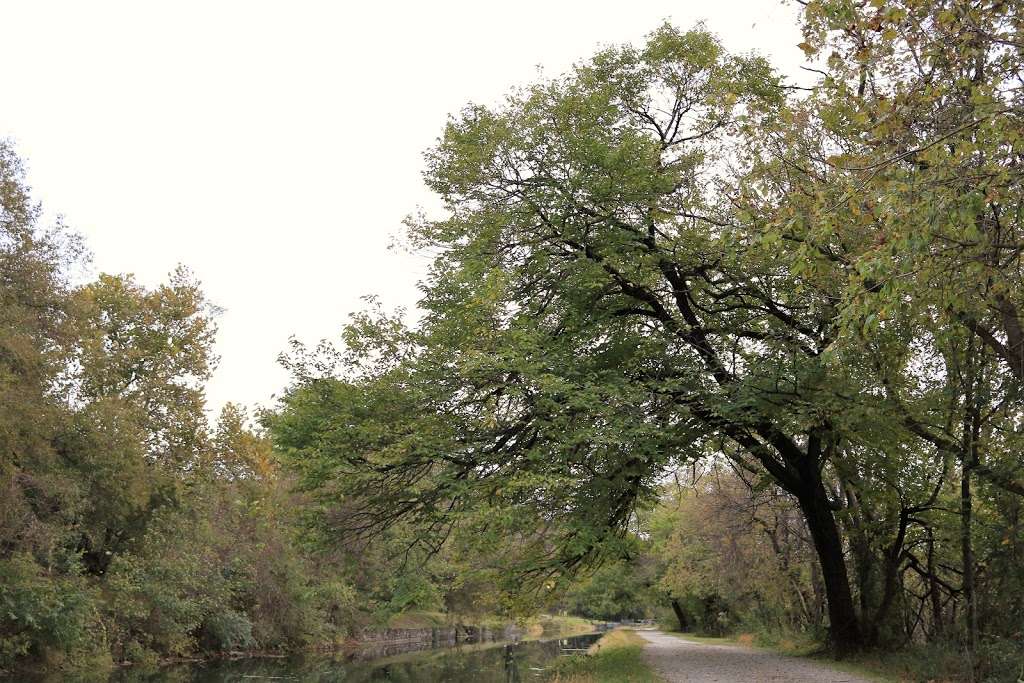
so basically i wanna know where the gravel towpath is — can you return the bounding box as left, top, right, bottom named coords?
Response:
left=637, top=630, right=873, bottom=683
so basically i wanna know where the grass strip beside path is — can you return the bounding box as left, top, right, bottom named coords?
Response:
left=547, top=629, right=663, bottom=683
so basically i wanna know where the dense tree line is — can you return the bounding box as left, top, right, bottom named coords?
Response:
left=0, top=140, right=330, bottom=670
left=271, top=1, right=1024, bottom=679
left=0, top=141, right=506, bottom=676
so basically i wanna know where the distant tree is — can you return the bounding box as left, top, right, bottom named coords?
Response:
left=649, top=469, right=823, bottom=636
left=563, top=558, right=653, bottom=622
left=0, top=141, right=333, bottom=670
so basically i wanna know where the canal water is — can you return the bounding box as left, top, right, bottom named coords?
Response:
left=95, top=631, right=603, bottom=682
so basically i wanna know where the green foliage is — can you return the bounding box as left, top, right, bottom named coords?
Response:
left=563, top=560, right=653, bottom=622
left=199, top=610, right=256, bottom=652
left=270, top=24, right=785, bottom=610
left=547, top=630, right=661, bottom=682
left=0, top=554, right=101, bottom=668
left=104, top=509, right=228, bottom=658
left=387, top=572, right=444, bottom=614
left=0, top=140, right=344, bottom=672
left=647, top=471, right=824, bottom=638
left=271, top=5, right=1024, bottom=666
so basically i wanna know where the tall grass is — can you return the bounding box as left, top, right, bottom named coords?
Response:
left=546, top=629, right=662, bottom=683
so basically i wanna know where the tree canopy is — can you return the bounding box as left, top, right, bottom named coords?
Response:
left=273, top=5, right=1024, bottom=662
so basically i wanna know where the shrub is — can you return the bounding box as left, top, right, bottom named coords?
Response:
left=198, top=610, right=256, bottom=652
left=103, top=509, right=228, bottom=660
left=0, top=554, right=103, bottom=669
left=977, top=636, right=1024, bottom=683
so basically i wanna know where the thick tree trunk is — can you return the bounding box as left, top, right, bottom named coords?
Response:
left=670, top=597, right=688, bottom=632
left=810, top=558, right=825, bottom=627
left=850, top=531, right=877, bottom=623
left=719, top=426, right=863, bottom=653
left=797, top=481, right=863, bottom=656
left=871, top=512, right=910, bottom=646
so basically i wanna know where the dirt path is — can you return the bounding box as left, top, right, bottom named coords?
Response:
left=637, top=630, right=873, bottom=682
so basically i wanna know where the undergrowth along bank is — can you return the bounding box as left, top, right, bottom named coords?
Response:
left=547, top=629, right=662, bottom=683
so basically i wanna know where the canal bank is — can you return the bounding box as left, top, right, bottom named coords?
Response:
left=99, top=629, right=608, bottom=682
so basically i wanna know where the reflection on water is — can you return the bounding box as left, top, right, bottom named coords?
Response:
left=90, top=632, right=602, bottom=683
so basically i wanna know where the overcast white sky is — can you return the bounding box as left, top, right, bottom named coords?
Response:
left=2, top=1, right=806, bottom=415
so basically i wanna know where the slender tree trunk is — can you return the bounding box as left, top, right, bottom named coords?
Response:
left=960, top=369, right=981, bottom=666
left=955, top=353, right=983, bottom=683
left=961, top=461, right=977, bottom=657
left=927, top=528, right=943, bottom=639
left=797, top=480, right=863, bottom=656
left=732, top=431, right=862, bottom=653
left=763, top=520, right=814, bottom=627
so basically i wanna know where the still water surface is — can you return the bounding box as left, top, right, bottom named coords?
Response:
left=99, top=632, right=602, bottom=683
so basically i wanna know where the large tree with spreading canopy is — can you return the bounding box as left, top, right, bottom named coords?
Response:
left=272, top=24, right=908, bottom=653
left=272, top=2, right=1024, bottom=659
